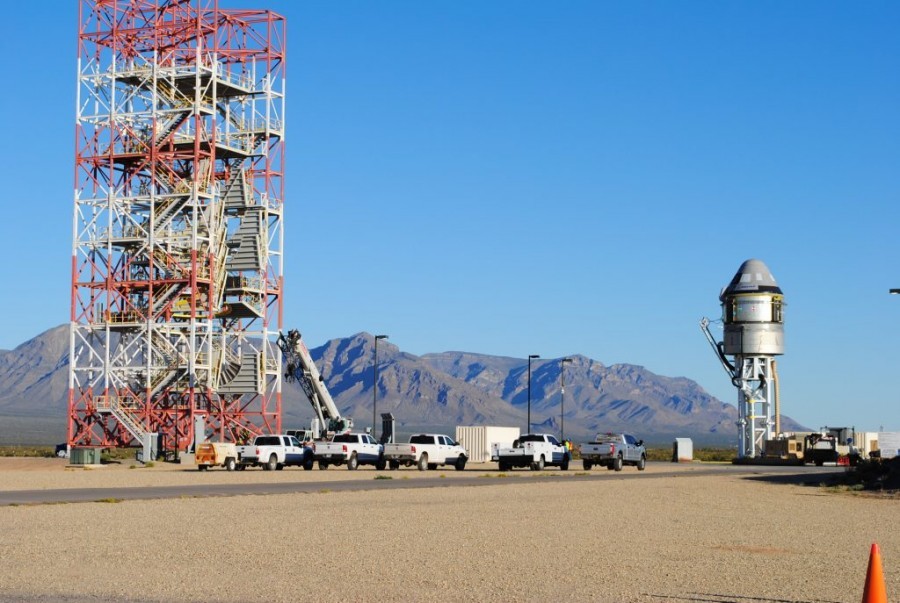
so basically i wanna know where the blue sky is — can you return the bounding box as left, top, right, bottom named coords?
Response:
left=0, top=1, right=898, bottom=430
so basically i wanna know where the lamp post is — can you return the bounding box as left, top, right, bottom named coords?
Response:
left=560, top=357, right=573, bottom=441
left=527, top=354, right=540, bottom=433
left=373, top=334, right=389, bottom=437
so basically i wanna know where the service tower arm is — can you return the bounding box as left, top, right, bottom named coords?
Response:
left=277, top=330, right=352, bottom=437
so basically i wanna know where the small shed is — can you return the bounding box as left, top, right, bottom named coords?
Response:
left=456, top=426, right=520, bottom=463
left=672, top=438, right=693, bottom=462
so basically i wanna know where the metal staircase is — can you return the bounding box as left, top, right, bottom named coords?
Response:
left=154, top=108, right=192, bottom=145
left=222, top=168, right=252, bottom=210
left=151, top=282, right=188, bottom=317
left=148, top=330, right=188, bottom=397
left=226, top=207, right=266, bottom=272
left=218, top=351, right=263, bottom=395
left=95, top=396, right=156, bottom=463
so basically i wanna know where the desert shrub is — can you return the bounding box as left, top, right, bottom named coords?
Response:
left=0, top=446, right=56, bottom=458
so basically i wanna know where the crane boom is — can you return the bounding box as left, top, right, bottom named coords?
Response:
left=277, top=329, right=352, bottom=437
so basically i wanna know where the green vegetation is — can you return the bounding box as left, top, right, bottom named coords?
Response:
left=0, top=445, right=56, bottom=458
left=374, top=475, right=392, bottom=480
left=824, top=458, right=900, bottom=493
left=645, top=447, right=735, bottom=463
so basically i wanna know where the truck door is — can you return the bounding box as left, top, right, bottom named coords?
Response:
left=624, top=435, right=637, bottom=462
left=362, top=434, right=379, bottom=462
left=287, top=436, right=304, bottom=464
left=438, top=435, right=452, bottom=463
left=546, top=435, right=564, bottom=463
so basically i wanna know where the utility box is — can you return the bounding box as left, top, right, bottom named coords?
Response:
left=672, top=438, right=693, bottom=463
left=70, top=447, right=103, bottom=465
left=456, top=426, right=520, bottom=463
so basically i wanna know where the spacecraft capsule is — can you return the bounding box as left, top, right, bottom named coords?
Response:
left=720, top=259, right=784, bottom=356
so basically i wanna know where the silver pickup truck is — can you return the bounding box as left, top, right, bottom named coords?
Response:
left=580, top=433, right=646, bottom=471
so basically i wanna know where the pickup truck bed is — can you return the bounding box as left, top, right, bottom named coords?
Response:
left=236, top=435, right=314, bottom=470
left=382, top=434, right=468, bottom=471
left=493, top=433, right=570, bottom=471
left=580, top=433, right=646, bottom=471
left=313, top=432, right=385, bottom=470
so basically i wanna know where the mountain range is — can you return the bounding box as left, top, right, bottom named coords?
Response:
left=0, top=325, right=807, bottom=446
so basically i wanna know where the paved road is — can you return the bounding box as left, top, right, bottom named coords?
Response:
left=0, top=464, right=844, bottom=506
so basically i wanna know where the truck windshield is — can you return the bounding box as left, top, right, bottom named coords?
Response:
left=332, top=434, right=355, bottom=443
left=255, top=436, right=281, bottom=446
left=410, top=435, right=435, bottom=445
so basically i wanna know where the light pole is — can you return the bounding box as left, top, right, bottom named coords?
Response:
left=373, top=334, right=389, bottom=437
left=527, top=354, right=540, bottom=433
left=560, top=357, right=573, bottom=441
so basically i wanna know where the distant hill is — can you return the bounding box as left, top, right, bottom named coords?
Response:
left=0, top=326, right=807, bottom=445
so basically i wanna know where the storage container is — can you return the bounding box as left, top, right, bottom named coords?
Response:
left=455, top=426, right=520, bottom=463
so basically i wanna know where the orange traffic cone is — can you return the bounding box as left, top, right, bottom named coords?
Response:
left=862, top=543, right=888, bottom=603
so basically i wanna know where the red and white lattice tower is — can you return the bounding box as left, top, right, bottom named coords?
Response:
left=69, top=0, right=285, bottom=458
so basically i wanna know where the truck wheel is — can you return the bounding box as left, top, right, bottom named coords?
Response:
left=266, top=454, right=278, bottom=471
left=560, top=456, right=570, bottom=471
left=276, top=463, right=284, bottom=471
left=531, top=456, right=545, bottom=471
left=417, top=453, right=429, bottom=471
left=347, top=453, right=359, bottom=471
left=428, top=463, right=438, bottom=470
left=319, top=462, right=329, bottom=470
left=606, top=464, right=614, bottom=470
left=637, top=455, right=646, bottom=471
left=198, top=465, right=208, bottom=471
left=582, top=460, right=592, bottom=470
left=375, top=457, right=387, bottom=471
left=614, top=454, right=623, bottom=472
left=455, top=456, right=467, bottom=471
left=389, top=460, right=400, bottom=470
left=498, top=462, right=509, bottom=472
left=303, top=459, right=314, bottom=470
left=225, top=458, right=236, bottom=472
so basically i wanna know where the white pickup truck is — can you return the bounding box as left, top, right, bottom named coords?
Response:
left=492, top=433, right=571, bottom=471
left=236, top=434, right=314, bottom=471
left=580, top=433, right=646, bottom=471
left=313, top=432, right=386, bottom=470
left=382, top=434, right=469, bottom=471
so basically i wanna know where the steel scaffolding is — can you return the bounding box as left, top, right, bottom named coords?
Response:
left=69, top=0, right=286, bottom=457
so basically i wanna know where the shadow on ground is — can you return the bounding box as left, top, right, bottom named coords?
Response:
left=741, top=470, right=844, bottom=488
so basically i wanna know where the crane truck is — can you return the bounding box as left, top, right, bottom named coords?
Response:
left=277, top=329, right=353, bottom=440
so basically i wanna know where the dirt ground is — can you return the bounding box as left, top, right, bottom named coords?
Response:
left=0, top=458, right=896, bottom=602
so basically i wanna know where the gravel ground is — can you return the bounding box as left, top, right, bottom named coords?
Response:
left=0, top=458, right=897, bottom=602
